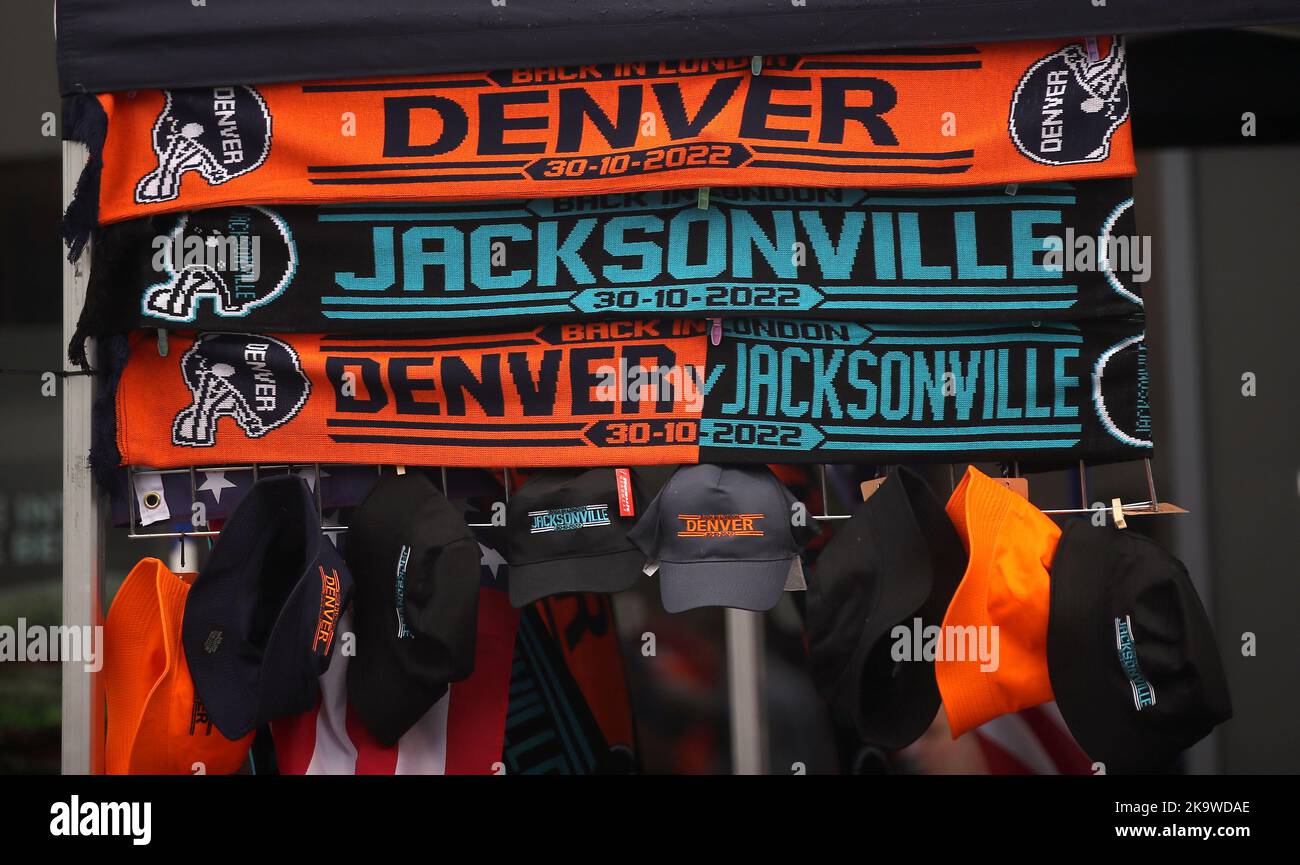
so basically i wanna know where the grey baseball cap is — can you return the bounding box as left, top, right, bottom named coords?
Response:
left=627, top=464, right=816, bottom=613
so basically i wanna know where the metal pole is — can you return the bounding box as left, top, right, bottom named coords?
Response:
left=724, top=608, right=767, bottom=774
left=61, top=140, right=104, bottom=775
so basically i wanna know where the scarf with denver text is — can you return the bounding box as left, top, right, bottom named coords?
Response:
left=67, top=37, right=1133, bottom=249
left=114, top=317, right=1152, bottom=469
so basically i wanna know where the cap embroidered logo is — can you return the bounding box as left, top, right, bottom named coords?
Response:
left=189, top=697, right=215, bottom=736
left=1114, top=614, right=1157, bottom=711
left=314, top=566, right=342, bottom=655
left=394, top=544, right=413, bottom=640
left=528, top=505, right=611, bottom=533
left=676, top=514, right=765, bottom=538
left=202, top=630, right=223, bottom=654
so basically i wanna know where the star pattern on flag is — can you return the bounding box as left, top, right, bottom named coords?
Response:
left=479, top=543, right=507, bottom=581
left=297, top=465, right=330, bottom=492
left=197, top=470, right=238, bottom=503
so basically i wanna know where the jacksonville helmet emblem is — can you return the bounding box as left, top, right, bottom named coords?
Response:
left=172, top=333, right=309, bottom=447
left=143, top=207, right=297, bottom=323
left=1009, top=40, right=1129, bottom=166
left=136, top=86, right=272, bottom=204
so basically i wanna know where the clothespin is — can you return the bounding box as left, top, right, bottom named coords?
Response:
left=1005, top=183, right=1019, bottom=196
left=396, top=465, right=407, bottom=476
left=751, top=56, right=763, bottom=76
left=994, top=462, right=1030, bottom=499
left=1110, top=496, right=1127, bottom=530
left=697, top=187, right=710, bottom=210
left=708, top=317, right=723, bottom=346
left=1084, top=36, right=1101, bottom=63
left=156, top=328, right=169, bottom=357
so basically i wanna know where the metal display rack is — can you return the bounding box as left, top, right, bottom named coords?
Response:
left=58, top=140, right=1186, bottom=777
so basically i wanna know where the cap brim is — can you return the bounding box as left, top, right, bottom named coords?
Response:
left=659, top=557, right=793, bottom=613
left=825, top=468, right=965, bottom=750
left=348, top=637, right=450, bottom=747
left=509, top=547, right=645, bottom=608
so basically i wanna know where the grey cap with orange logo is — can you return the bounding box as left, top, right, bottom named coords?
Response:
left=627, top=464, right=815, bottom=613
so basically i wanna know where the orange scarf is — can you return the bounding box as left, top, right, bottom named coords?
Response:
left=95, top=38, right=1133, bottom=224
left=115, top=317, right=1153, bottom=469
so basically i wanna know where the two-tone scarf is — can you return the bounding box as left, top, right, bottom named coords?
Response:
left=75, top=180, right=1141, bottom=354
left=114, top=317, right=1152, bottom=469
left=71, top=38, right=1133, bottom=243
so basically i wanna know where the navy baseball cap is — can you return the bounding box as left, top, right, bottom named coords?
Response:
left=627, top=464, right=815, bottom=613
left=507, top=468, right=647, bottom=607
left=346, top=470, right=482, bottom=746
left=182, top=474, right=353, bottom=740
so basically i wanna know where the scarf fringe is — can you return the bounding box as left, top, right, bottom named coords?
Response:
left=61, top=95, right=107, bottom=264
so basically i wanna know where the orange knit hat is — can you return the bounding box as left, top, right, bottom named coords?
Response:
left=936, top=467, right=1059, bottom=738
left=103, top=558, right=252, bottom=774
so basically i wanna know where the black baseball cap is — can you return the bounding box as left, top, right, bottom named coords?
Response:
left=1048, top=522, right=1233, bottom=772
left=805, top=467, right=965, bottom=750
left=507, top=468, right=647, bottom=608
left=346, top=471, right=482, bottom=746
left=627, top=464, right=815, bottom=613
left=182, top=474, right=353, bottom=740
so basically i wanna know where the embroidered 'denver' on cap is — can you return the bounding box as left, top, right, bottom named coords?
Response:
left=627, top=464, right=816, bottom=613
left=181, top=474, right=354, bottom=740
left=936, top=466, right=1059, bottom=738
left=103, top=558, right=252, bottom=774
left=1047, top=522, right=1232, bottom=772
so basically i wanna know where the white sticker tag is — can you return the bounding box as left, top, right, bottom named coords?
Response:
left=135, top=472, right=170, bottom=527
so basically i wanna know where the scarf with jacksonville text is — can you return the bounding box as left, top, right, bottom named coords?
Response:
left=73, top=180, right=1142, bottom=364
left=113, top=317, right=1152, bottom=469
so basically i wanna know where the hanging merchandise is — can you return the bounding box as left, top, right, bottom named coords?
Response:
left=804, top=467, right=965, bottom=751
left=626, top=464, right=817, bottom=613
left=499, top=605, right=620, bottom=775
left=270, top=595, right=519, bottom=774
left=1047, top=522, right=1232, bottom=773
left=112, top=464, right=503, bottom=532
left=73, top=180, right=1142, bottom=349
left=345, top=471, right=483, bottom=746
left=111, top=317, right=1152, bottom=468
left=69, top=38, right=1135, bottom=238
left=530, top=594, right=639, bottom=772
left=506, top=467, right=649, bottom=608
left=102, top=558, right=253, bottom=774
left=54, top=0, right=1300, bottom=97
left=180, top=475, right=354, bottom=740
left=935, top=466, right=1059, bottom=738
